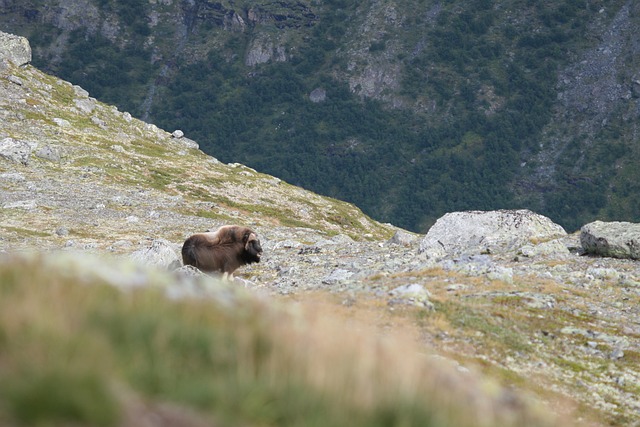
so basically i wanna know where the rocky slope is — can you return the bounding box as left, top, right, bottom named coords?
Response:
left=0, top=30, right=395, bottom=250
left=2, top=33, right=640, bottom=426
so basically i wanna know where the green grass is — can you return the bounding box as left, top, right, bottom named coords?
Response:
left=1, top=225, right=51, bottom=238
left=130, top=138, right=172, bottom=158
left=0, top=252, right=561, bottom=427
left=551, top=357, right=588, bottom=374
left=434, top=299, right=532, bottom=354
left=214, top=196, right=319, bottom=229
left=3, top=370, right=120, bottom=427
left=193, top=208, right=236, bottom=222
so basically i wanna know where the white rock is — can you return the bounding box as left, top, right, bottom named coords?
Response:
left=419, top=209, right=566, bottom=259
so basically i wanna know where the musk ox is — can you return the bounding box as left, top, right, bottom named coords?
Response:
left=181, top=225, right=263, bottom=280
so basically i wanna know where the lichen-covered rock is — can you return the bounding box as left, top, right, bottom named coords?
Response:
left=580, top=220, right=640, bottom=260
left=441, top=254, right=514, bottom=284
left=35, top=145, right=61, bottom=162
left=387, top=229, right=419, bottom=246
left=0, top=31, right=31, bottom=66
left=0, top=137, right=32, bottom=165
left=518, top=239, right=569, bottom=258
left=388, top=283, right=434, bottom=309
left=245, top=37, right=286, bottom=66
left=419, top=209, right=566, bottom=259
left=130, top=239, right=181, bottom=269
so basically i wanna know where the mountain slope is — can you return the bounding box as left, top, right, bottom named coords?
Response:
left=0, top=50, right=396, bottom=254
left=2, top=0, right=639, bottom=232
left=3, top=33, right=640, bottom=426
left=0, top=39, right=563, bottom=427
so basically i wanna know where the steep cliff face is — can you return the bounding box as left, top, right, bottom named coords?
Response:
left=517, top=0, right=640, bottom=227
left=2, top=0, right=638, bottom=232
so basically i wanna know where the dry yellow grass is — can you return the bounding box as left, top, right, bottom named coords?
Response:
left=0, top=252, right=568, bottom=427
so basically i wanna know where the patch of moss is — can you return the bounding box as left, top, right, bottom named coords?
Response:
left=148, top=168, right=178, bottom=190
left=4, top=370, right=120, bottom=427
left=68, top=228, right=104, bottom=239
left=216, top=197, right=319, bottom=230
left=193, top=209, right=235, bottom=222
left=618, top=349, right=640, bottom=367
left=130, top=138, right=171, bottom=158
left=176, top=184, right=213, bottom=201
left=1, top=226, right=51, bottom=238
left=25, top=97, right=41, bottom=107
left=19, top=109, right=49, bottom=123
left=551, top=356, right=587, bottom=374
left=434, top=300, right=532, bottom=354
left=486, top=294, right=526, bottom=307
left=50, top=85, right=76, bottom=106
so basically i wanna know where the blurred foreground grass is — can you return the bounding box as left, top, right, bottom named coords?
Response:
left=0, top=252, right=562, bottom=427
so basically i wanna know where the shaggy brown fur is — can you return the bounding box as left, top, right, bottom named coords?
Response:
left=181, top=225, right=263, bottom=279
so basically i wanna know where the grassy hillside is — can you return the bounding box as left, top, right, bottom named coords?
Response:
left=0, top=58, right=396, bottom=252
left=0, top=252, right=562, bottom=427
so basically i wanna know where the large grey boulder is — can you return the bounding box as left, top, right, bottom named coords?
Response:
left=581, top=221, right=640, bottom=260
left=0, top=31, right=31, bottom=66
left=419, top=209, right=567, bottom=259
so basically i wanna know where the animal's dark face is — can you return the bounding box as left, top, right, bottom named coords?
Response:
left=243, top=232, right=263, bottom=264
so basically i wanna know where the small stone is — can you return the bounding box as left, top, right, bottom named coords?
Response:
left=322, top=268, right=353, bottom=285
left=91, top=116, right=107, bottom=128
left=75, top=97, right=96, bottom=114
left=55, top=227, right=69, bottom=236
left=387, top=229, right=419, bottom=246
left=7, top=75, right=23, bottom=85
left=610, top=348, right=624, bottom=360
left=35, top=145, right=61, bottom=162
left=130, top=238, right=180, bottom=269
left=53, top=118, right=70, bottom=127
left=388, top=284, right=434, bottom=309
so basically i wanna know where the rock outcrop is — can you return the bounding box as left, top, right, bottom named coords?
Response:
left=245, top=37, right=287, bottom=66
left=0, top=31, right=31, bottom=66
left=581, top=220, right=640, bottom=260
left=419, top=209, right=567, bottom=259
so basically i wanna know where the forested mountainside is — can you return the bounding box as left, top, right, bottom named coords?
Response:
left=2, top=0, right=639, bottom=232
